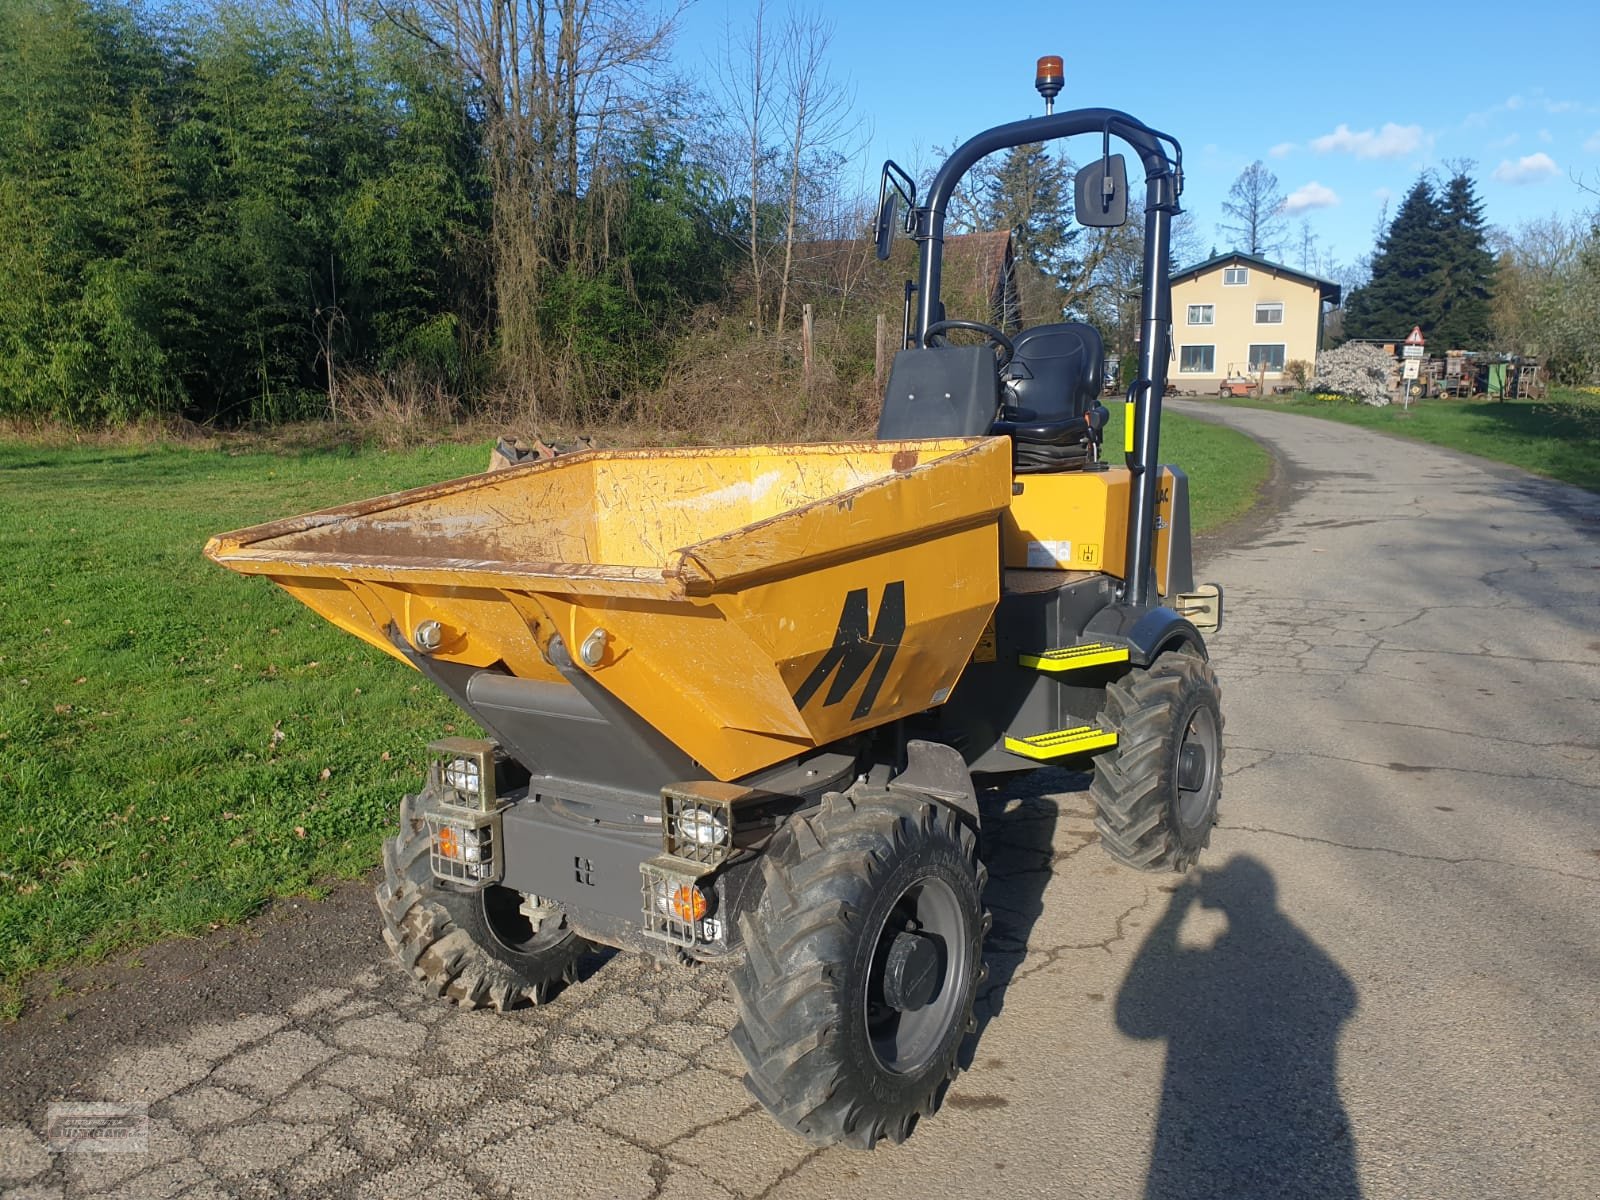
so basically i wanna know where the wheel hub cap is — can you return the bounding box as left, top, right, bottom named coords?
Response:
left=1178, top=742, right=1208, bottom=792
left=882, top=931, right=941, bottom=1012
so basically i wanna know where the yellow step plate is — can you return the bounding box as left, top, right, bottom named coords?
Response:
left=1003, top=725, right=1118, bottom=761
left=1018, top=643, right=1130, bottom=672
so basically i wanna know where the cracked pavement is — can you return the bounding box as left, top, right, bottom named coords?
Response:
left=4, top=403, right=1598, bottom=1198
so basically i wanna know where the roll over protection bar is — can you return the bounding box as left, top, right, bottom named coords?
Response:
left=907, top=108, right=1183, bottom=609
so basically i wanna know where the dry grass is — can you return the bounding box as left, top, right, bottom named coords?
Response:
left=637, top=336, right=874, bottom=444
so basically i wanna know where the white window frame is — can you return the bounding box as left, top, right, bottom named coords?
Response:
left=1223, top=266, right=1249, bottom=286
left=1180, top=345, right=1216, bottom=373
left=1187, top=304, right=1214, bottom=326
left=1255, top=302, right=1285, bottom=325
left=1248, top=343, right=1287, bottom=373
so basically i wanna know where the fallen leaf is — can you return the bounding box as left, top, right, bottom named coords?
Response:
left=318, top=767, right=331, bottom=781
left=74, top=676, right=86, bottom=685
left=294, top=826, right=307, bottom=839
left=54, top=703, right=71, bottom=715
left=380, top=751, right=391, bottom=761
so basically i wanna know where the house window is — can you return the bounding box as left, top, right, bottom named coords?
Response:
left=1187, top=304, right=1214, bottom=325
left=1255, top=302, right=1284, bottom=324
left=1180, top=345, right=1215, bottom=373
left=1248, top=344, right=1286, bottom=372
left=1223, top=267, right=1249, bottom=286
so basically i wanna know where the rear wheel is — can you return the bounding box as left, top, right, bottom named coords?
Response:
left=731, top=789, right=987, bottom=1149
left=1091, top=648, right=1223, bottom=871
left=376, top=793, right=589, bottom=1010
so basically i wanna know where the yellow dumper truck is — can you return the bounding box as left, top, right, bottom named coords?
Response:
left=207, top=68, right=1222, bottom=1149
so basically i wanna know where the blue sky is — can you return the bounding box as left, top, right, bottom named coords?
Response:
left=672, top=0, right=1600, bottom=273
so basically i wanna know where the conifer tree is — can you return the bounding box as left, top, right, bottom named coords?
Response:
left=1433, top=170, right=1495, bottom=349
left=1342, top=177, right=1447, bottom=341
left=985, top=142, right=1078, bottom=317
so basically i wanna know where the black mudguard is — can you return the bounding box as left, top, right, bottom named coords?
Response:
left=1082, top=603, right=1207, bottom=667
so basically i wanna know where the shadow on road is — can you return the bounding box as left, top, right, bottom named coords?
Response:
left=962, top=769, right=1069, bottom=1062
left=1117, top=854, right=1362, bottom=1200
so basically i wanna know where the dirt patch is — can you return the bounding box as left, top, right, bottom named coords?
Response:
left=0, top=878, right=382, bottom=1124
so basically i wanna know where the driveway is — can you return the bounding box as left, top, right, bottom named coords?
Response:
left=3, top=402, right=1597, bottom=1198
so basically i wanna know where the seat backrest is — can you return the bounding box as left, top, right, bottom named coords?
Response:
left=877, top=346, right=1001, bottom=439
left=1002, top=322, right=1104, bottom=423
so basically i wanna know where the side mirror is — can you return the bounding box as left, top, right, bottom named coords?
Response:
left=875, top=193, right=898, bottom=261
left=1075, top=154, right=1129, bottom=228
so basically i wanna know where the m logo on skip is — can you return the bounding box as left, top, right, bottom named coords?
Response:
left=792, top=582, right=906, bottom=720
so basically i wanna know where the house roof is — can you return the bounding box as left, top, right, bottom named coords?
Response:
left=1171, top=251, right=1342, bottom=306
left=946, top=230, right=1012, bottom=279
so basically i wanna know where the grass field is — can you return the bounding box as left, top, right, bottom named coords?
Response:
left=0, top=413, right=1266, bottom=1014
left=1217, top=388, right=1600, bottom=493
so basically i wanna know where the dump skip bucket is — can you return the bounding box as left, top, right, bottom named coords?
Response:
left=206, top=438, right=1012, bottom=779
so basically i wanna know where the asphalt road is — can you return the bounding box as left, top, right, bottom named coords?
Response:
left=4, top=402, right=1598, bottom=1199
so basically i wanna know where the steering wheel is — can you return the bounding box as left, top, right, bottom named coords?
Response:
left=922, top=319, right=1016, bottom=370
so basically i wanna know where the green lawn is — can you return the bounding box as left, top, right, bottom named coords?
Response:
left=1107, top=406, right=1272, bottom=531
left=0, top=414, right=1265, bottom=1014
left=1215, top=388, right=1600, bottom=493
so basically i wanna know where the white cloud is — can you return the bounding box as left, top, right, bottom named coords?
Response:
left=1493, top=152, right=1560, bottom=184
left=1373, top=187, right=1393, bottom=204
left=1283, top=182, right=1340, bottom=213
left=1489, top=133, right=1519, bottom=150
left=1269, top=142, right=1296, bottom=159
left=1310, top=122, right=1427, bottom=159
left=1467, top=93, right=1597, bottom=128
left=1538, top=128, right=1553, bottom=143
left=1587, top=131, right=1600, bottom=153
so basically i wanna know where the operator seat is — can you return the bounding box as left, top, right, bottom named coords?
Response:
left=875, top=321, right=1110, bottom=469
left=995, top=322, right=1110, bottom=472
left=1003, top=322, right=1104, bottom=420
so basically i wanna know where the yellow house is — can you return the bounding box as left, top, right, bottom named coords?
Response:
left=1168, top=253, right=1341, bottom=393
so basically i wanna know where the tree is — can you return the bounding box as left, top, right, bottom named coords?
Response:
left=1342, top=176, right=1447, bottom=342
left=1494, top=214, right=1600, bottom=383
left=0, top=0, right=181, bottom=421
left=1432, top=168, right=1495, bottom=350
left=1296, top=221, right=1319, bottom=274
left=985, top=142, right=1078, bottom=319
left=772, top=9, right=856, bottom=335
left=1219, top=161, right=1286, bottom=257
left=392, top=0, right=683, bottom=411
left=712, top=0, right=775, bottom=333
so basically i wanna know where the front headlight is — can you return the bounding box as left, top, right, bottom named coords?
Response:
left=444, top=756, right=481, bottom=798
left=679, top=809, right=729, bottom=849
left=430, top=737, right=497, bottom=812
left=661, top=781, right=753, bottom=867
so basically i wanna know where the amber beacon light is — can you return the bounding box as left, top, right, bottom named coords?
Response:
left=1035, top=55, right=1064, bottom=113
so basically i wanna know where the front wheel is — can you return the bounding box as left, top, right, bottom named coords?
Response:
left=731, top=790, right=987, bottom=1149
left=1091, top=647, right=1224, bottom=871
left=376, top=793, right=590, bottom=1011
